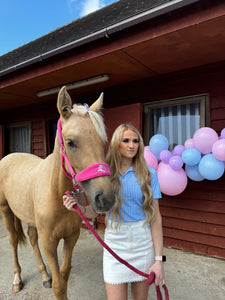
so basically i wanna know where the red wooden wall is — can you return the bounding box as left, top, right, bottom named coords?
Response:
left=32, top=120, right=47, bottom=158
left=161, top=178, right=225, bottom=258
left=97, top=63, right=225, bottom=259
left=103, top=103, right=143, bottom=142
left=0, top=63, right=224, bottom=259
left=143, top=65, right=225, bottom=259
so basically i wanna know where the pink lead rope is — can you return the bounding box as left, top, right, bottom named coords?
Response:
left=65, top=193, right=169, bottom=300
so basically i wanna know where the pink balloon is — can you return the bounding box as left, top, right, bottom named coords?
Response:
left=212, top=139, right=225, bottom=161
left=157, top=162, right=188, bottom=196
left=185, top=138, right=194, bottom=149
left=144, top=149, right=158, bottom=170
left=193, top=127, right=218, bottom=154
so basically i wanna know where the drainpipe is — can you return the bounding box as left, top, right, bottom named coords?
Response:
left=0, top=0, right=200, bottom=77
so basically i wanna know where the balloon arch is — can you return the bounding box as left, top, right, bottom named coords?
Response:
left=144, top=128, right=225, bottom=196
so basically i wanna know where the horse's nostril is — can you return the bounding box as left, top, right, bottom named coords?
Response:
left=95, top=192, right=105, bottom=209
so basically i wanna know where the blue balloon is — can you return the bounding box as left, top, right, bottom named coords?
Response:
left=199, top=154, right=225, bottom=180
left=185, top=164, right=204, bottom=181
left=182, top=148, right=201, bottom=166
left=149, top=134, right=169, bottom=159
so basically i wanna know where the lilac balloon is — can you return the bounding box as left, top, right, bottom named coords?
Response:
left=185, top=138, right=194, bottom=149
left=169, top=155, right=183, bottom=170
left=193, top=127, right=218, bottom=154
left=221, top=128, right=225, bottom=139
left=160, top=150, right=172, bottom=163
left=173, top=145, right=185, bottom=156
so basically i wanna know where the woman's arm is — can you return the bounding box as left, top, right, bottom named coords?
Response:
left=63, top=194, right=98, bottom=219
left=149, top=198, right=165, bottom=285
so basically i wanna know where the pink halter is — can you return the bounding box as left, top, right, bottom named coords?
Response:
left=57, top=118, right=111, bottom=191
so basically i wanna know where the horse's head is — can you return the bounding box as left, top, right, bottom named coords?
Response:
left=57, top=86, right=115, bottom=213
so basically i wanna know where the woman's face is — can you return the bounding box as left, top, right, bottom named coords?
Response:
left=119, top=129, right=139, bottom=160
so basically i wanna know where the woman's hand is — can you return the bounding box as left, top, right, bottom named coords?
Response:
left=63, top=193, right=98, bottom=219
left=149, top=261, right=165, bottom=286
left=63, top=194, right=77, bottom=211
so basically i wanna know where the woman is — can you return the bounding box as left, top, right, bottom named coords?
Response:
left=63, top=124, right=165, bottom=300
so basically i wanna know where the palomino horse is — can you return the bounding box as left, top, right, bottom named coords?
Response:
left=0, top=86, right=115, bottom=300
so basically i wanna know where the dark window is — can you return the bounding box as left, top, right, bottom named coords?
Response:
left=46, top=119, right=57, bottom=155
left=5, top=122, right=31, bottom=154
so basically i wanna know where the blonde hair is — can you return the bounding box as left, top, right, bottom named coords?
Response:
left=105, top=124, right=155, bottom=227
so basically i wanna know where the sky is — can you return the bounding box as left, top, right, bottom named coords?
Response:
left=0, top=0, right=117, bottom=56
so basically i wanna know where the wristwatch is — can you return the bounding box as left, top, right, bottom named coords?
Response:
left=155, top=255, right=166, bottom=262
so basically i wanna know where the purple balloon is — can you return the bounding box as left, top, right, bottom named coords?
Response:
left=160, top=150, right=172, bottom=163
left=221, top=128, right=225, bottom=139
left=173, top=145, right=185, bottom=156
left=169, top=155, right=183, bottom=170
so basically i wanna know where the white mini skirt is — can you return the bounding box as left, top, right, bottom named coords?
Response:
left=103, top=220, right=155, bottom=284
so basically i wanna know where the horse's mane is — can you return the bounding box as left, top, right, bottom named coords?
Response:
left=72, top=104, right=107, bottom=144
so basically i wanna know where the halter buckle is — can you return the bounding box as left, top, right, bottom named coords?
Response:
left=72, top=177, right=80, bottom=193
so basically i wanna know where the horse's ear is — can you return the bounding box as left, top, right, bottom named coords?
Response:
left=89, top=93, right=104, bottom=112
left=57, top=86, right=72, bottom=119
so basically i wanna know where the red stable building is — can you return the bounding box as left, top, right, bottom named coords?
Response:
left=0, top=0, right=225, bottom=259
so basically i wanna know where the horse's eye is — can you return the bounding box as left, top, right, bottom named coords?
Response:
left=66, top=139, right=77, bottom=148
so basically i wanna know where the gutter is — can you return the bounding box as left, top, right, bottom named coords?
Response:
left=0, top=0, right=200, bottom=77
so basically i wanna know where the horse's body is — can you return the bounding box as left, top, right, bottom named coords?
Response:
left=0, top=87, right=115, bottom=300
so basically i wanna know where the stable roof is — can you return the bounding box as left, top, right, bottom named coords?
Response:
left=0, top=0, right=198, bottom=76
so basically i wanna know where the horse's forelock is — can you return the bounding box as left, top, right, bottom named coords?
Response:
left=72, top=104, right=107, bottom=144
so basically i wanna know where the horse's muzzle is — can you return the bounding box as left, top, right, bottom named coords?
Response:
left=94, top=191, right=115, bottom=213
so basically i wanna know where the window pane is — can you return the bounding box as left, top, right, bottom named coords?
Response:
left=6, top=123, right=31, bottom=154
left=11, top=126, right=30, bottom=152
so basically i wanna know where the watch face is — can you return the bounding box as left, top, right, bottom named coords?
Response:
left=162, top=255, right=166, bottom=262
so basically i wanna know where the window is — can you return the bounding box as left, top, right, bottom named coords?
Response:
left=144, top=95, right=208, bottom=149
left=6, top=122, right=31, bottom=154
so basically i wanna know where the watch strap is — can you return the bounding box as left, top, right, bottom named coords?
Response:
left=155, top=255, right=166, bottom=262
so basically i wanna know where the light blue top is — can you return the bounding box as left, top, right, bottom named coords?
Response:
left=109, top=166, right=161, bottom=222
